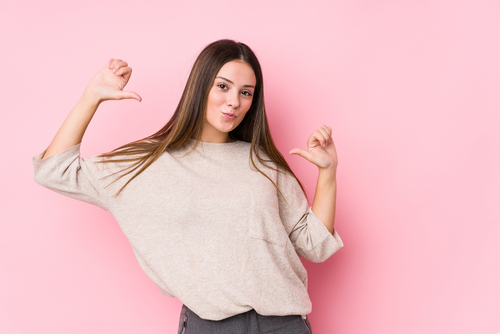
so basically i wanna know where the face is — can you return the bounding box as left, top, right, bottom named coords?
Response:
left=201, top=60, right=257, bottom=143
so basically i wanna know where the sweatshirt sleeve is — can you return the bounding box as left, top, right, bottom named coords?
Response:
left=277, top=170, right=343, bottom=263
left=32, top=143, right=109, bottom=211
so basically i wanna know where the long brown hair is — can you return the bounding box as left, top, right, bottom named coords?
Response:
left=99, top=39, right=306, bottom=199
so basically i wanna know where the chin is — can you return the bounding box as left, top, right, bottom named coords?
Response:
left=218, top=124, right=237, bottom=133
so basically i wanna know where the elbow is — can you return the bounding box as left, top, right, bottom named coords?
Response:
left=33, top=166, right=59, bottom=189
left=299, top=251, right=332, bottom=263
left=298, top=237, right=343, bottom=263
left=308, top=255, right=330, bottom=264
left=33, top=169, right=47, bottom=187
left=310, top=247, right=341, bottom=263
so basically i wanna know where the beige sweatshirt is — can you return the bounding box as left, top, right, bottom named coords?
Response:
left=33, top=139, right=343, bottom=321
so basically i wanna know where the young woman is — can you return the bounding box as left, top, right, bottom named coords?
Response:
left=33, top=39, right=343, bottom=334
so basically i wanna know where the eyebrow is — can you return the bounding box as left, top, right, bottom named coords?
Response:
left=216, top=76, right=255, bottom=89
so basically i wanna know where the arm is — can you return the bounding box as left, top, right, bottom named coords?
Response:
left=289, top=125, right=338, bottom=234
left=311, top=167, right=337, bottom=233
left=42, top=58, right=141, bottom=159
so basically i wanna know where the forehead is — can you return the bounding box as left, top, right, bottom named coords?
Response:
left=216, top=60, right=256, bottom=86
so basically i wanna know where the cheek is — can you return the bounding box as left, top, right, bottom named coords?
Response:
left=242, top=98, right=253, bottom=112
left=238, top=102, right=253, bottom=121
left=216, top=92, right=228, bottom=104
left=207, top=90, right=222, bottom=107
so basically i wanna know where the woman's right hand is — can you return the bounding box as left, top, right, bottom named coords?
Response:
left=83, top=58, right=142, bottom=104
left=40, top=59, right=141, bottom=159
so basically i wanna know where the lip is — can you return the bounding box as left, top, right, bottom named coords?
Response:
left=222, top=112, right=236, bottom=120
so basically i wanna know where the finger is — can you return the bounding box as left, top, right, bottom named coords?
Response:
left=109, top=59, right=128, bottom=73
left=324, top=125, right=332, bottom=137
left=327, top=127, right=334, bottom=144
left=320, top=124, right=332, bottom=136
left=318, top=125, right=333, bottom=145
left=307, top=133, right=319, bottom=149
left=115, top=66, right=132, bottom=77
left=317, top=128, right=330, bottom=146
left=109, top=58, right=119, bottom=69
left=325, top=126, right=332, bottom=143
left=289, top=148, right=315, bottom=163
left=117, top=90, right=142, bottom=102
left=115, top=60, right=129, bottom=68
left=321, top=125, right=332, bottom=137
left=308, top=130, right=326, bottom=148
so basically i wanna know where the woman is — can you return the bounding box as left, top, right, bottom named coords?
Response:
left=33, top=39, right=343, bottom=333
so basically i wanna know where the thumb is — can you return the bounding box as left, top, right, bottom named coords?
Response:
left=289, top=148, right=314, bottom=162
left=117, top=90, right=142, bottom=102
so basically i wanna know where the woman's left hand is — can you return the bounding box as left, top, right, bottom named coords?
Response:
left=289, top=125, right=338, bottom=170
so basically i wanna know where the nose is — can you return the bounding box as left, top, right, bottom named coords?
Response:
left=226, top=92, right=239, bottom=109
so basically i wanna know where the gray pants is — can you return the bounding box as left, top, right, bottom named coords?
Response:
left=177, top=305, right=313, bottom=334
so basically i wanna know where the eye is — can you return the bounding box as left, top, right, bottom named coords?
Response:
left=217, top=83, right=228, bottom=90
left=241, top=90, right=253, bottom=97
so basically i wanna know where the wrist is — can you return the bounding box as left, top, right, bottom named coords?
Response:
left=318, top=165, right=337, bottom=179
left=80, top=90, right=103, bottom=106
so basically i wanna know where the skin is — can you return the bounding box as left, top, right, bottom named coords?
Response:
left=41, top=58, right=140, bottom=159
left=201, top=60, right=256, bottom=143
left=41, top=58, right=338, bottom=233
left=199, top=60, right=338, bottom=233
left=289, top=125, right=338, bottom=234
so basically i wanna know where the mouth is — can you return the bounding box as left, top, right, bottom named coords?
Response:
left=222, top=112, right=236, bottom=120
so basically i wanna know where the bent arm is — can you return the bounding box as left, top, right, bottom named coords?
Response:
left=278, top=167, right=342, bottom=263
left=311, top=167, right=337, bottom=233
left=289, top=125, right=339, bottom=234
left=41, top=58, right=141, bottom=159
left=42, top=92, right=100, bottom=159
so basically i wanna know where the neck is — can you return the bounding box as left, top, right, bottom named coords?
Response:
left=199, top=129, right=233, bottom=143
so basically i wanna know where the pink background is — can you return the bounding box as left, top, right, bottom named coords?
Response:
left=1, top=0, right=499, bottom=333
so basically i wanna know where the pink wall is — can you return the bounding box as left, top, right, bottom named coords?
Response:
left=1, top=0, right=499, bottom=333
